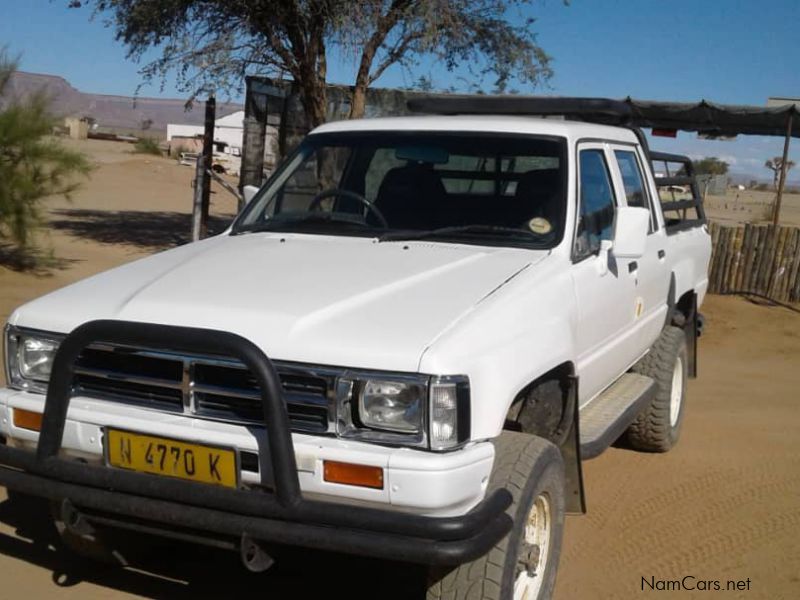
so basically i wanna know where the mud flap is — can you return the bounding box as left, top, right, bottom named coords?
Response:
left=560, top=376, right=586, bottom=514
left=686, top=293, right=699, bottom=378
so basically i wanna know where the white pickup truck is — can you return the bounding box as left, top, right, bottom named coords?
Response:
left=1, top=98, right=710, bottom=600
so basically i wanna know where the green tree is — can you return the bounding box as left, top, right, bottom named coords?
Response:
left=0, top=50, right=90, bottom=248
left=68, top=0, right=559, bottom=127
left=692, top=157, right=729, bottom=175
left=765, top=156, right=796, bottom=190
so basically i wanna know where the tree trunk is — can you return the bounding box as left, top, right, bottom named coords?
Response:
left=299, top=74, right=327, bottom=129
left=348, top=39, right=377, bottom=120
left=350, top=84, right=368, bottom=120
left=346, top=0, right=411, bottom=119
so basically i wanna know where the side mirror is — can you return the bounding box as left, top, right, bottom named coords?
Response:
left=242, top=185, right=260, bottom=205
left=613, top=206, right=650, bottom=258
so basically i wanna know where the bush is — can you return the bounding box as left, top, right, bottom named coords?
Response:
left=133, top=137, right=163, bottom=155
left=1, top=50, right=90, bottom=248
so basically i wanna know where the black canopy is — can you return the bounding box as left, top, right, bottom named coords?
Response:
left=407, top=95, right=799, bottom=139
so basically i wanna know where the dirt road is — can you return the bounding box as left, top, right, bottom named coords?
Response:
left=0, top=141, right=798, bottom=599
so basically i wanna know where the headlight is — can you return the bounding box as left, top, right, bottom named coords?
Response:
left=4, top=326, right=64, bottom=393
left=358, top=379, right=425, bottom=433
left=18, top=337, right=59, bottom=380
left=338, top=371, right=470, bottom=451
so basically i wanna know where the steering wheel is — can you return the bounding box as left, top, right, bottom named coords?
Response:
left=307, top=188, right=389, bottom=229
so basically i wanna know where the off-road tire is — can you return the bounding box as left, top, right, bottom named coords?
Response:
left=627, top=325, right=688, bottom=452
left=426, top=431, right=565, bottom=600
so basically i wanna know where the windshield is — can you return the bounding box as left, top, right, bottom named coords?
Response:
left=233, top=132, right=568, bottom=248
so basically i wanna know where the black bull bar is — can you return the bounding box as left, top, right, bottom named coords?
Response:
left=0, top=320, right=512, bottom=565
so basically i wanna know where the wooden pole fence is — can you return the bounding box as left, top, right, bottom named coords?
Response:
left=707, top=221, right=800, bottom=304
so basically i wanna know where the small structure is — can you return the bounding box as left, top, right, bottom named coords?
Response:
left=167, top=110, right=245, bottom=150
left=167, top=110, right=256, bottom=176
left=64, top=116, right=89, bottom=140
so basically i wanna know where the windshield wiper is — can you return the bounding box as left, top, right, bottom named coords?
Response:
left=234, top=212, right=371, bottom=235
left=378, top=224, right=541, bottom=243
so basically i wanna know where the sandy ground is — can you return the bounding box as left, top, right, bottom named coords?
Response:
left=704, top=189, right=800, bottom=227
left=0, top=139, right=798, bottom=599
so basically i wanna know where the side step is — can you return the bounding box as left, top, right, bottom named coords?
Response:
left=579, top=373, right=656, bottom=459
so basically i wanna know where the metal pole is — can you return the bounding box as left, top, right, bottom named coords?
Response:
left=240, top=76, right=268, bottom=211
left=773, top=113, right=793, bottom=226
left=200, top=95, right=216, bottom=237
left=207, top=167, right=243, bottom=205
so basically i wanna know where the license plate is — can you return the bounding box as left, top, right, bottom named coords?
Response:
left=105, top=429, right=238, bottom=488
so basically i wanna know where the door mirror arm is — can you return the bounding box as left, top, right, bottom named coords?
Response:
left=596, top=239, right=613, bottom=276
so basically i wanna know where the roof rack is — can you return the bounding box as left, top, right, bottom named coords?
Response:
left=407, top=95, right=800, bottom=139
left=407, top=95, right=632, bottom=122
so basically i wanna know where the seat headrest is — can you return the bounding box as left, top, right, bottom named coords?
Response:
left=516, top=168, right=562, bottom=198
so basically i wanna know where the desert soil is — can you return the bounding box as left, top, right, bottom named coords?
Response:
left=0, top=139, right=798, bottom=599
left=704, top=189, right=800, bottom=227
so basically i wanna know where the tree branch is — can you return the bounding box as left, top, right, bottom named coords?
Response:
left=369, top=28, right=425, bottom=84
left=354, top=0, right=414, bottom=89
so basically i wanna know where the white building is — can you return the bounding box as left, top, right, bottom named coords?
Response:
left=167, top=110, right=279, bottom=174
left=167, top=110, right=245, bottom=151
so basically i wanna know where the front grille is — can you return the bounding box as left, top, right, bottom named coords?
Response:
left=73, top=345, right=333, bottom=433
left=75, top=347, right=184, bottom=409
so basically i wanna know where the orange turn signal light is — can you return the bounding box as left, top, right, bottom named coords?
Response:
left=323, top=460, right=384, bottom=490
left=13, top=409, right=42, bottom=432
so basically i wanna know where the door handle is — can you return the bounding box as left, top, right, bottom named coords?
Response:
left=658, top=249, right=666, bottom=259
left=628, top=261, right=638, bottom=273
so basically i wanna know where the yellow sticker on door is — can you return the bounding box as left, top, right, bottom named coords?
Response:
left=635, top=297, right=645, bottom=319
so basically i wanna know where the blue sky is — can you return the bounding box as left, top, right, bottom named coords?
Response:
left=1, top=0, right=798, bottom=181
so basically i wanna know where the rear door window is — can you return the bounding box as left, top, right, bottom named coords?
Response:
left=614, top=149, right=655, bottom=232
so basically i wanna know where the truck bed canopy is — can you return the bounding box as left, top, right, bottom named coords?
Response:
left=407, top=96, right=799, bottom=139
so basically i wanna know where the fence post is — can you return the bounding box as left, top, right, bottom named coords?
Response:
left=772, top=114, right=794, bottom=226
left=191, top=95, right=216, bottom=242
left=191, top=155, right=204, bottom=242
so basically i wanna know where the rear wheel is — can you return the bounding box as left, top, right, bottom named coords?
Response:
left=627, top=325, right=688, bottom=452
left=427, top=431, right=565, bottom=600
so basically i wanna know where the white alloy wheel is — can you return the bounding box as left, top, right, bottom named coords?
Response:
left=426, top=432, right=565, bottom=600
left=514, top=493, right=552, bottom=600
left=669, top=356, right=683, bottom=427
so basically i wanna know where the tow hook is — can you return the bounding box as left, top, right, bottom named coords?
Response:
left=240, top=534, right=275, bottom=573
left=518, top=542, right=541, bottom=576
left=59, top=498, right=95, bottom=537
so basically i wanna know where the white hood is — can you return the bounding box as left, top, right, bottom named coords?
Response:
left=11, top=233, right=547, bottom=372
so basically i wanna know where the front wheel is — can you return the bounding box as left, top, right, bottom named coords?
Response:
left=427, top=431, right=565, bottom=600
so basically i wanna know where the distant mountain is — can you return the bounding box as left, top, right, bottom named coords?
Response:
left=1, top=71, right=242, bottom=133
